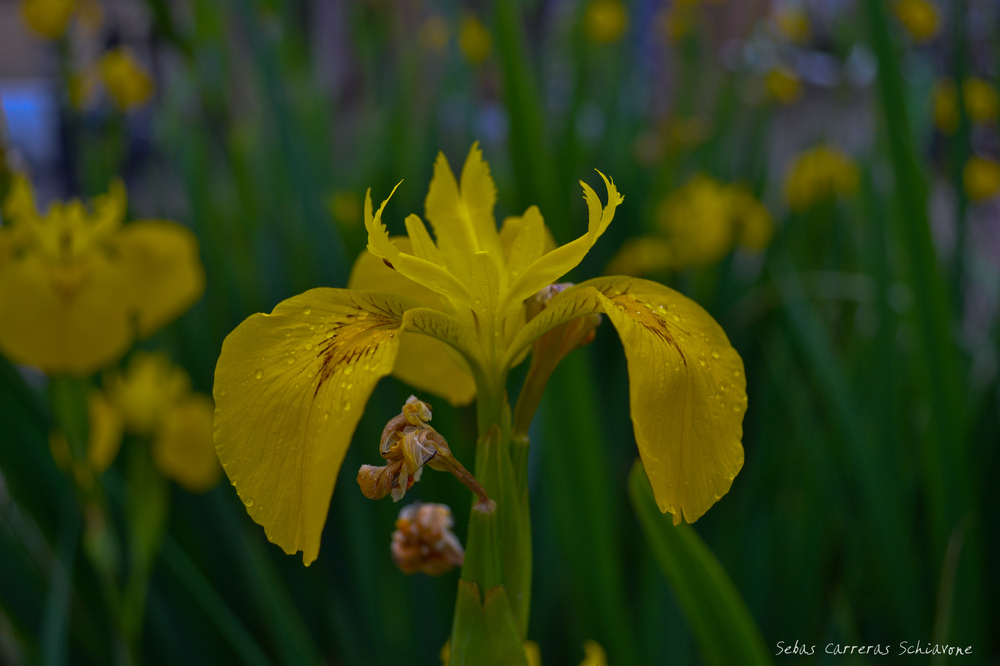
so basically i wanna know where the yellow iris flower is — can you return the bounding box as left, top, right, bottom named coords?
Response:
left=97, top=47, right=155, bottom=111
left=584, top=0, right=629, bottom=45
left=891, top=0, right=940, bottom=43
left=214, top=144, right=746, bottom=565
left=50, top=353, right=220, bottom=493
left=20, top=0, right=76, bottom=40
left=606, top=175, right=772, bottom=275
left=0, top=175, right=204, bottom=375
left=783, top=145, right=859, bottom=212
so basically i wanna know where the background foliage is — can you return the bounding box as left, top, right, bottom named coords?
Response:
left=0, top=0, right=998, bottom=664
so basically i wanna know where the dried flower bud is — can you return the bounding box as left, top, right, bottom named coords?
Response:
left=358, top=396, right=493, bottom=508
left=391, top=502, right=464, bottom=575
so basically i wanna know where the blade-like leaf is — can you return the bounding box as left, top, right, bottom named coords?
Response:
left=628, top=461, right=772, bottom=666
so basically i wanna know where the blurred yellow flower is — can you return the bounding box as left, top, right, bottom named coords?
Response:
left=419, top=15, right=450, bottom=55
left=773, top=6, right=810, bottom=45
left=783, top=145, right=859, bottom=211
left=0, top=175, right=205, bottom=375
left=458, top=16, right=492, bottom=65
left=765, top=65, right=803, bottom=105
left=892, top=0, right=940, bottom=43
left=962, top=78, right=999, bottom=125
left=580, top=640, right=609, bottom=666
left=584, top=0, right=629, bottom=45
left=20, top=0, right=76, bottom=40
left=661, top=5, right=696, bottom=40
left=932, top=79, right=960, bottom=134
left=963, top=156, right=1000, bottom=202
left=328, top=190, right=362, bottom=227
left=607, top=175, right=772, bottom=276
left=214, top=145, right=746, bottom=564
left=931, top=78, right=1000, bottom=133
left=99, top=353, right=221, bottom=492
left=98, top=47, right=155, bottom=111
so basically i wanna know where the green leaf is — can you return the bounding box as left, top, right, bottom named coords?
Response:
left=628, top=461, right=772, bottom=666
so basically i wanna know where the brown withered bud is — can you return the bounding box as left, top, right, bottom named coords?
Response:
left=358, top=396, right=494, bottom=511
left=391, top=502, right=465, bottom=576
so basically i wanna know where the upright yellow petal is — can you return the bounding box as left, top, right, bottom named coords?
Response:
left=365, top=187, right=473, bottom=307
left=424, top=143, right=503, bottom=279
left=504, top=276, right=745, bottom=523
left=214, top=289, right=413, bottom=564
left=154, top=394, right=221, bottom=493
left=116, top=221, right=205, bottom=337
left=502, top=173, right=622, bottom=313
left=348, top=242, right=476, bottom=406
left=502, top=206, right=547, bottom=281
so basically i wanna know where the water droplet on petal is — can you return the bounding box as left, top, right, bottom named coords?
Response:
left=326, top=331, right=334, bottom=339
left=305, top=342, right=313, bottom=351
left=672, top=314, right=680, bottom=321
left=245, top=498, right=255, bottom=507
left=254, top=369, right=263, bottom=379
left=287, top=357, right=295, bottom=364
left=711, top=349, right=720, bottom=359
left=304, top=308, right=312, bottom=315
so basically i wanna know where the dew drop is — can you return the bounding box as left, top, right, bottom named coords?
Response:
left=245, top=498, right=255, bottom=507
left=220, top=389, right=227, bottom=396
left=672, top=314, right=680, bottom=321
left=343, top=401, right=352, bottom=411
left=307, top=370, right=314, bottom=378
left=388, top=333, right=395, bottom=338
left=254, top=369, right=263, bottom=379
left=326, top=331, right=334, bottom=339
left=304, top=308, right=312, bottom=315
left=287, top=357, right=295, bottom=364
left=358, top=311, right=369, bottom=320
left=711, top=349, right=720, bottom=359
left=305, top=342, right=313, bottom=351
left=699, top=360, right=706, bottom=367
left=344, top=366, right=353, bottom=375
left=346, top=383, right=353, bottom=390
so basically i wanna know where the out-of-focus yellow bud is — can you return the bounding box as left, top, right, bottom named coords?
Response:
left=580, top=640, right=609, bottom=666
left=98, top=47, right=155, bottom=111
left=419, top=14, right=450, bottom=55
left=328, top=190, right=362, bottom=227
left=657, top=174, right=736, bottom=268
left=773, top=6, right=810, bottom=45
left=765, top=65, right=802, bottom=104
left=783, top=145, right=859, bottom=211
left=729, top=185, right=774, bottom=251
left=458, top=16, right=492, bottom=65
left=963, top=78, right=999, bottom=125
left=104, top=352, right=190, bottom=435
left=20, top=0, right=76, bottom=40
left=892, top=0, right=940, bottom=43
left=963, top=156, right=1000, bottom=202
left=932, top=78, right=959, bottom=134
left=584, top=0, right=629, bottom=45
left=661, top=5, right=696, bottom=40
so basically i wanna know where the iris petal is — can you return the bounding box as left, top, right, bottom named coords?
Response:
left=213, top=289, right=413, bottom=564
left=504, top=276, right=746, bottom=524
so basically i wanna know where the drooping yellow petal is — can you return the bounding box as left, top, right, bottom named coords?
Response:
left=154, top=394, right=221, bottom=493
left=504, top=276, right=745, bottom=523
left=87, top=390, right=124, bottom=473
left=365, top=187, right=472, bottom=307
left=214, top=289, right=414, bottom=565
left=348, top=242, right=476, bottom=406
left=424, top=143, right=503, bottom=280
left=501, top=172, right=622, bottom=313
left=116, top=221, right=205, bottom=337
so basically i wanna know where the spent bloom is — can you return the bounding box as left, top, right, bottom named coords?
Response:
left=607, top=174, right=773, bottom=275
left=0, top=175, right=204, bottom=375
left=783, top=145, right=859, bottom=212
left=391, top=501, right=465, bottom=575
left=214, top=145, right=746, bottom=565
